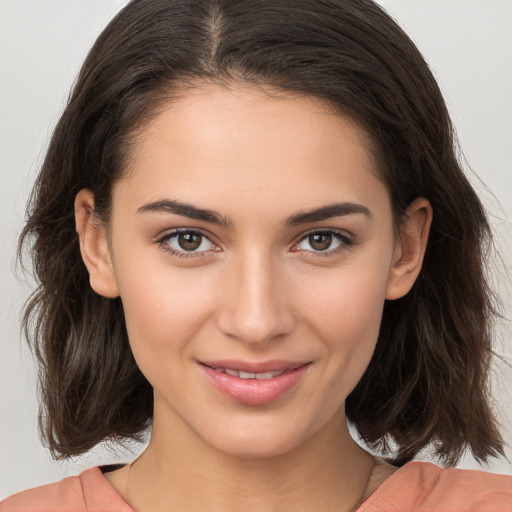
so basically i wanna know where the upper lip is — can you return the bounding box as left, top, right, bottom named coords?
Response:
left=200, top=360, right=309, bottom=373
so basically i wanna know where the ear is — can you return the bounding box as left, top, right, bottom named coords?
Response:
left=75, top=189, right=119, bottom=298
left=386, top=197, right=432, bottom=300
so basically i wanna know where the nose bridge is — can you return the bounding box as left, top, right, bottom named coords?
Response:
left=217, top=248, right=294, bottom=345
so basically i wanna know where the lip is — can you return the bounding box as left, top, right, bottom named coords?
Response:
left=201, top=359, right=306, bottom=373
left=199, top=360, right=311, bottom=405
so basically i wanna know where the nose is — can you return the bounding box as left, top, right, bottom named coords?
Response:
left=216, top=252, right=295, bottom=346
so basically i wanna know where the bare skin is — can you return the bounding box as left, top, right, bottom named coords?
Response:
left=105, top=421, right=396, bottom=512
left=104, top=410, right=400, bottom=512
left=76, top=83, right=430, bottom=512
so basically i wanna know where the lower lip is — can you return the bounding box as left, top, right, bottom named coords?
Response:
left=200, top=364, right=310, bottom=405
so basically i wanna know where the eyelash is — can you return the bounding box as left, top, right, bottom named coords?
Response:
left=292, top=228, right=355, bottom=258
left=156, top=228, right=216, bottom=260
left=156, top=228, right=355, bottom=260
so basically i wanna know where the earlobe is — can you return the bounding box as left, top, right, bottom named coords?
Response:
left=75, top=189, right=120, bottom=298
left=385, top=197, right=432, bottom=300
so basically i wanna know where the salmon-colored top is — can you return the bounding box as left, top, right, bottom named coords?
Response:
left=1, top=461, right=511, bottom=512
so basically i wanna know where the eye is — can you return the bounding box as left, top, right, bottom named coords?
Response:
left=293, top=229, right=352, bottom=254
left=158, top=229, right=216, bottom=255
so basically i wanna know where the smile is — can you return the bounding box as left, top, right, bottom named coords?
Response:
left=212, top=368, right=285, bottom=380
left=199, top=360, right=311, bottom=405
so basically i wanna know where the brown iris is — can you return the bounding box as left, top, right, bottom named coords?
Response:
left=178, top=232, right=202, bottom=251
left=309, top=233, right=332, bottom=251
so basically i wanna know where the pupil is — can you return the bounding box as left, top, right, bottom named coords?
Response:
left=178, top=232, right=202, bottom=251
left=310, top=233, right=332, bottom=251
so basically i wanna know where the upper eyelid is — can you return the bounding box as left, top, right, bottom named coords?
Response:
left=157, top=227, right=216, bottom=243
left=157, top=226, right=353, bottom=238
left=156, top=227, right=353, bottom=250
left=156, top=229, right=218, bottom=258
left=299, top=227, right=351, bottom=236
left=294, top=227, right=353, bottom=242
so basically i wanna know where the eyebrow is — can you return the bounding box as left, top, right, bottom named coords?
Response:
left=284, top=202, right=373, bottom=226
left=137, top=199, right=372, bottom=226
left=137, top=199, right=230, bottom=225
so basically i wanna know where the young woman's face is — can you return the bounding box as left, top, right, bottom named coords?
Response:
left=86, top=84, right=420, bottom=458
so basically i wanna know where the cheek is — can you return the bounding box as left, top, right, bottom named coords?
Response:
left=296, top=259, right=391, bottom=390
left=115, top=257, right=219, bottom=374
left=302, top=261, right=389, bottom=339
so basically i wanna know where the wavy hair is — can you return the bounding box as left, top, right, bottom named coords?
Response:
left=19, top=0, right=504, bottom=465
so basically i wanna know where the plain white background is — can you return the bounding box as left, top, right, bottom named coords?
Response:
left=1, top=0, right=511, bottom=500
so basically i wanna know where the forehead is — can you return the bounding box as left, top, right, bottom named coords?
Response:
left=113, top=84, right=390, bottom=221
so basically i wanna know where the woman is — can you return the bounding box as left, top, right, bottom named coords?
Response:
left=2, top=0, right=510, bottom=510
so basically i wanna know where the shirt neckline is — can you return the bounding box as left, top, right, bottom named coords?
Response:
left=92, top=460, right=425, bottom=511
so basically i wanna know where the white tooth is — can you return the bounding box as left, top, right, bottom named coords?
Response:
left=239, top=371, right=256, bottom=379
left=255, top=371, right=275, bottom=380
left=225, top=369, right=238, bottom=377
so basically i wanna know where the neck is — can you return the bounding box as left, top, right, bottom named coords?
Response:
left=117, top=408, right=377, bottom=512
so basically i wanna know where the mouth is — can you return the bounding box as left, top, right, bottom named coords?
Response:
left=209, top=368, right=286, bottom=380
left=199, top=360, right=311, bottom=405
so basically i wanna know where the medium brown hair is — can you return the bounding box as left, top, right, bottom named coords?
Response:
left=19, top=0, right=504, bottom=465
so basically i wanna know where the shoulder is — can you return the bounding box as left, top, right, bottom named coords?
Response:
left=361, top=461, right=512, bottom=512
left=0, top=472, right=88, bottom=512
left=0, top=467, right=131, bottom=512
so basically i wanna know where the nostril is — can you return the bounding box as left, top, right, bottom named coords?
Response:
left=217, top=308, right=295, bottom=345
left=215, top=260, right=295, bottom=344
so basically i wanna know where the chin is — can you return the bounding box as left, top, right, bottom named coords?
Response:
left=212, top=431, right=304, bottom=460
left=196, top=411, right=326, bottom=461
